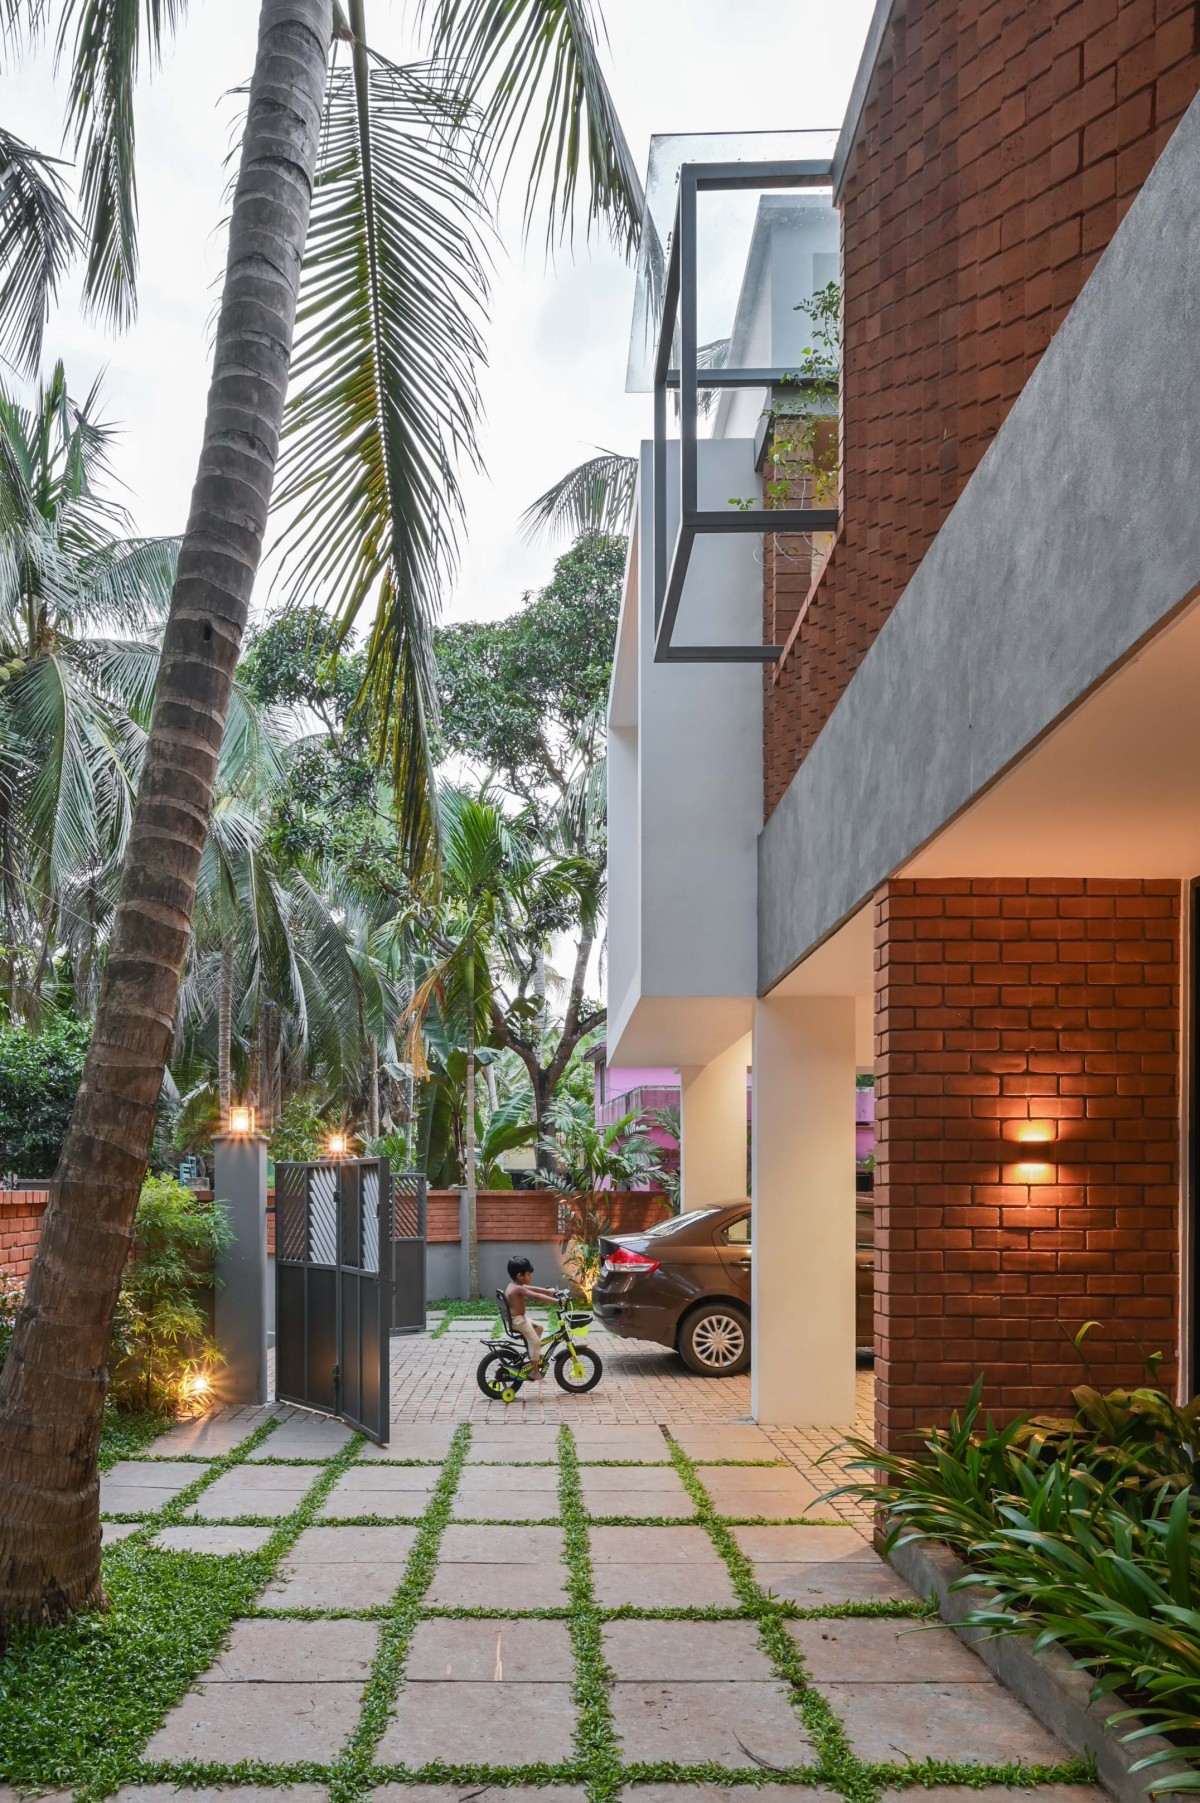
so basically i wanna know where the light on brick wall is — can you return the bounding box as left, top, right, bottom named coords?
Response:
left=1003, top=1119, right=1056, bottom=1183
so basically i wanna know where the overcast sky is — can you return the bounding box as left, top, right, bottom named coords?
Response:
left=3, top=0, right=874, bottom=625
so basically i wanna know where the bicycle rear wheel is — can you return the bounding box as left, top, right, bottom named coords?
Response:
left=477, top=1352, right=524, bottom=1401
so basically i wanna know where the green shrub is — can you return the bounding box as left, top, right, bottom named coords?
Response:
left=833, top=1375, right=1200, bottom=1791
left=268, top=1090, right=334, bottom=1163
left=0, top=1017, right=89, bottom=1178
left=109, top=1175, right=232, bottom=1414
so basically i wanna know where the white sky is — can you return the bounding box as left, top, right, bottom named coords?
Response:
left=2, top=0, right=874, bottom=625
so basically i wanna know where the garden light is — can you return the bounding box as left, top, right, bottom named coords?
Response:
left=327, top=1132, right=349, bottom=1157
left=229, top=1105, right=254, bottom=1134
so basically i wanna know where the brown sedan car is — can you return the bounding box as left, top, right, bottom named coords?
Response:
left=593, top=1201, right=874, bottom=1377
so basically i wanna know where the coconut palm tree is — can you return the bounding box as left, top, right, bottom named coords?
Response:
left=0, top=127, right=81, bottom=374
left=0, top=0, right=639, bottom=1637
left=0, top=363, right=178, bottom=1021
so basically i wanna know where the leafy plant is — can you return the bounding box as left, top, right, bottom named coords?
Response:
left=542, top=1094, right=665, bottom=1294
left=268, top=1091, right=336, bottom=1165
left=830, top=1374, right=1200, bottom=1791
left=109, top=1176, right=232, bottom=1415
left=0, top=1269, right=21, bottom=1374
left=0, top=1015, right=90, bottom=1178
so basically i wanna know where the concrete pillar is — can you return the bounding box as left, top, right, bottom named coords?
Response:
left=679, top=1032, right=751, bottom=1210
left=751, top=996, right=856, bottom=1425
left=213, top=1131, right=270, bottom=1404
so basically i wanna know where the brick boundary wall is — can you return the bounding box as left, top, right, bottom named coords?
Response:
left=0, top=1190, right=50, bottom=1283
left=427, top=1190, right=672, bottom=1244
left=874, top=877, right=1180, bottom=1451
left=764, top=0, right=1200, bottom=816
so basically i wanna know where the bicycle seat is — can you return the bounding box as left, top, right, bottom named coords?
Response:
left=494, top=1288, right=519, bottom=1337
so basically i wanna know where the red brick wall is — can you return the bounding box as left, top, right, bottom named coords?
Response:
left=0, top=1189, right=49, bottom=1283
left=764, top=0, right=1200, bottom=815
left=874, top=877, right=1180, bottom=1449
left=427, top=1190, right=672, bottom=1244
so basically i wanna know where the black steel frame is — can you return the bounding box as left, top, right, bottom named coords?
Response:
left=391, top=1169, right=427, bottom=1335
left=275, top=1156, right=391, bottom=1445
left=653, top=159, right=839, bottom=664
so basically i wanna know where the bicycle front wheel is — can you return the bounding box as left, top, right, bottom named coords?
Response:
left=553, top=1345, right=603, bottom=1394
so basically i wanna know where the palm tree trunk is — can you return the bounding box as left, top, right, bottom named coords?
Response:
left=0, top=0, right=334, bottom=1640
left=367, top=1037, right=380, bottom=1139
left=218, top=933, right=235, bottom=1120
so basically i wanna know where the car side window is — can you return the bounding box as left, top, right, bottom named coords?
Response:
left=721, top=1215, right=751, bottom=1246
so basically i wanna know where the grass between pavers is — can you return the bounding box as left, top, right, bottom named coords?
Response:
left=97, top=1406, right=166, bottom=1471
left=1, top=1415, right=1099, bottom=1803
left=0, top=1415, right=367, bottom=1797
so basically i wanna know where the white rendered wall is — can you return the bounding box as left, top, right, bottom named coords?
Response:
left=680, top=1032, right=751, bottom=1209
left=751, top=995, right=856, bottom=1425
left=606, top=440, right=763, bottom=1069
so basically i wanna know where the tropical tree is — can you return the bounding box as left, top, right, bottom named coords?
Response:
left=541, top=1092, right=664, bottom=1294
left=0, top=0, right=640, bottom=1637
left=0, top=127, right=80, bottom=375
left=0, top=364, right=178, bottom=1022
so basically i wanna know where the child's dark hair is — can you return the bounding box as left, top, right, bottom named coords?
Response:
left=507, top=1254, right=533, bottom=1280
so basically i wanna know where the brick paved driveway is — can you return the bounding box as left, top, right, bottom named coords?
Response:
left=74, top=1319, right=1104, bottom=1803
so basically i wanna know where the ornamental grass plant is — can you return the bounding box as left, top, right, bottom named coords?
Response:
left=830, top=1364, right=1200, bottom=1792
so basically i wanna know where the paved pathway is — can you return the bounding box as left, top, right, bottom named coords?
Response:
left=80, top=1320, right=1101, bottom=1802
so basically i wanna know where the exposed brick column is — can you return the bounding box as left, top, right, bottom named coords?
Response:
left=874, top=877, right=1181, bottom=1451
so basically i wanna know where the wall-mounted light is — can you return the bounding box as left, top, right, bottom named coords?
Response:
left=1002, top=1119, right=1057, bottom=1183
left=327, top=1131, right=349, bottom=1158
left=1008, top=1120, right=1056, bottom=1145
left=229, top=1105, right=254, bottom=1135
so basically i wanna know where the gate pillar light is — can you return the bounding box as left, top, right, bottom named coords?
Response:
left=229, top=1104, right=254, bottom=1135
left=328, top=1131, right=349, bottom=1158
left=213, top=1113, right=269, bottom=1405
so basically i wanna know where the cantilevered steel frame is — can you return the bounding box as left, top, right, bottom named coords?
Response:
left=653, top=160, right=839, bottom=664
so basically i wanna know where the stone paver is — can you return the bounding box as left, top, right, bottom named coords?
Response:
left=154, top=1525, right=275, bottom=1555
left=757, top=1560, right=917, bottom=1605
left=378, top=1681, right=575, bottom=1765
left=451, top=1488, right=560, bottom=1521
left=604, top=1621, right=771, bottom=1681
left=879, top=1791, right=1098, bottom=1803
left=208, top=1618, right=379, bottom=1682
left=610, top=1680, right=812, bottom=1767
left=591, top=1561, right=738, bottom=1609
left=789, top=1617, right=989, bottom=1682
left=146, top=1412, right=271, bottom=1457
left=439, top=1524, right=563, bottom=1563
left=622, top=1790, right=839, bottom=1803
left=820, top=1681, right=1071, bottom=1765
left=116, top=1787, right=328, bottom=1803
left=320, top=1475, right=436, bottom=1520
left=290, top=1524, right=419, bottom=1562
left=260, top=1560, right=409, bottom=1609
left=732, top=1524, right=872, bottom=1562
left=187, top=1466, right=315, bottom=1520
left=373, top=1790, right=585, bottom=1803
left=100, top=1459, right=202, bottom=1516
left=698, top=1471, right=819, bottom=1518
left=101, top=1520, right=142, bottom=1544
left=426, top=1561, right=569, bottom=1609
left=454, top=1463, right=560, bottom=1491
left=406, top=1618, right=571, bottom=1680
left=248, top=1418, right=353, bottom=1460
left=144, top=1682, right=364, bottom=1764
left=589, top=1525, right=720, bottom=1565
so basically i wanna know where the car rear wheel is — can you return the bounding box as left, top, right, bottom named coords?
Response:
left=679, top=1303, right=750, bottom=1376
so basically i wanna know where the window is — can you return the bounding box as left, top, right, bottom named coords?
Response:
left=721, top=1215, right=751, bottom=1246
left=644, top=1208, right=721, bottom=1237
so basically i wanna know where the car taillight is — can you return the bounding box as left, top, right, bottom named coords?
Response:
left=606, top=1246, right=659, bottom=1272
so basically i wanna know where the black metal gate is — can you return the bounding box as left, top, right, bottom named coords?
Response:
left=391, top=1171, right=427, bottom=1334
left=275, top=1157, right=390, bottom=1444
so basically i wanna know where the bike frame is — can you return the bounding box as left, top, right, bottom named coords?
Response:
left=483, top=1310, right=590, bottom=1379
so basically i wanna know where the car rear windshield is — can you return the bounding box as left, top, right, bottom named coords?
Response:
left=642, top=1209, right=722, bottom=1238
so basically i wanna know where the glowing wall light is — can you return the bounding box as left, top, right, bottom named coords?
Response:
left=228, top=1105, right=254, bottom=1135
left=327, top=1131, right=349, bottom=1158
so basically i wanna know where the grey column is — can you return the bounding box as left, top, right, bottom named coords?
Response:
left=212, top=1131, right=270, bottom=1404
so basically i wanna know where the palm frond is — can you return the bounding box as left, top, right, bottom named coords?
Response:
left=0, top=128, right=81, bottom=373
left=519, top=448, right=634, bottom=544
left=424, top=0, right=642, bottom=255
left=56, top=0, right=189, bottom=325
left=274, top=50, right=491, bottom=877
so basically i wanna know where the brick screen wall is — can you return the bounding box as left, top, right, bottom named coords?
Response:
left=427, top=1191, right=672, bottom=1244
left=874, top=877, right=1180, bottom=1449
left=764, top=0, right=1200, bottom=816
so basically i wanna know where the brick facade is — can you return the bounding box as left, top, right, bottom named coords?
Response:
left=764, top=0, right=1200, bottom=816
left=427, top=1190, right=672, bottom=1244
left=873, top=877, right=1180, bottom=1449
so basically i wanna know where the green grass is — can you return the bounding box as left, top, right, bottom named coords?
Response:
left=0, top=1416, right=1097, bottom=1803
left=98, top=1405, right=166, bottom=1471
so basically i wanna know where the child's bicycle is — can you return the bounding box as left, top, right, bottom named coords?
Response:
left=476, top=1285, right=603, bottom=1399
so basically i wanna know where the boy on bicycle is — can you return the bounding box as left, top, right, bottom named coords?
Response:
left=505, top=1255, right=559, bottom=1383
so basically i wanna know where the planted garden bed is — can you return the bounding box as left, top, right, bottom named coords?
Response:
left=833, top=1369, right=1200, bottom=1795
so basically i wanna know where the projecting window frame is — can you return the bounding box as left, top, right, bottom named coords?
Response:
left=652, top=159, right=841, bottom=665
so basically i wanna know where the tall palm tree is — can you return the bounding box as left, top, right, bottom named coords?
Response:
left=0, top=127, right=81, bottom=373
left=0, top=363, right=178, bottom=1021
left=0, top=0, right=639, bottom=1636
